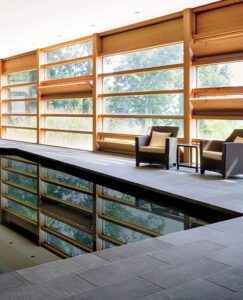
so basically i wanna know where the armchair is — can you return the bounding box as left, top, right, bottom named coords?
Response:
left=135, top=126, right=179, bottom=169
left=200, top=129, right=243, bottom=179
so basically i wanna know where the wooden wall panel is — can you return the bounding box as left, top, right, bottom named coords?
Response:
left=101, top=18, right=183, bottom=55
left=193, top=35, right=243, bottom=58
left=196, top=2, right=243, bottom=35
left=3, top=52, right=37, bottom=73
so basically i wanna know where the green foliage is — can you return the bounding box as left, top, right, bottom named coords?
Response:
left=46, top=216, right=93, bottom=247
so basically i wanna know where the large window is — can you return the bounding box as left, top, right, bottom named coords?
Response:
left=1, top=157, right=38, bottom=223
left=2, top=70, right=37, bottom=143
left=100, top=43, right=184, bottom=143
left=40, top=167, right=94, bottom=257
left=44, top=39, right=93, bottom=81
left=195, top=61, right=243, bottom=139
left=42, top=97, right=93, bottom=150
left=40, top=38, right=94, bottom=150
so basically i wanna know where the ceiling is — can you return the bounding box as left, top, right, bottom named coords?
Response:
left=0, top=0, right=218, bottom=58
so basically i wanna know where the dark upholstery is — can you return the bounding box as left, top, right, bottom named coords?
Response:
left=200, top=129, right=243, bottom=179
left=135, top=126, right=179, bottom=169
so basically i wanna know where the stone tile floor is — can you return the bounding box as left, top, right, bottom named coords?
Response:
left=0, top=140, right=242, bottom=299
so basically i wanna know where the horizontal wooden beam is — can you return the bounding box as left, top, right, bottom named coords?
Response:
left=2, top=125, right=37, bottom=130
left=41, top=128, right=93, bottom=134
left=2, top=98, right=37, bottom=103
left=41, top=35, right=93, bottom=52
left=191, top=97, right=243, bottom=109
left=2, top=82, right=37, bottom=89
left=192, top=86, right=243, bottom=96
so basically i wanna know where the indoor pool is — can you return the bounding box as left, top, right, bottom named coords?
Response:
left=0, top=154, right=233, bottom=273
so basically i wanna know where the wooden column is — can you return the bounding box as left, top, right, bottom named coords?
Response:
left=0, top=60, right=5, bottom=139
left=37, top=49, right=45, bottom=144
left=183, top=9, right=196, bottom=160
left=92, top=34, right=102, bottom=151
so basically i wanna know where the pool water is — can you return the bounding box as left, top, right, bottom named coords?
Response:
left=0, top=155, right=232, bottom=271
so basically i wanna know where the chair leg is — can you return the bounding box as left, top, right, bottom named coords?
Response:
left=223, top=173, right=228, bottom=180
left=166, top=164, right=170, bottom=170
left=136, top=161, right=140, bottom=167
left=200, top=169, right=205, bottom=175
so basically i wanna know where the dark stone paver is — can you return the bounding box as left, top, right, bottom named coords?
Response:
left=0, top=271, right=29, bottom=291
left=139, top=257, right=229, bottom=289
left=157, top=224, right=243, bottom=247
left=143, top=278, right=233, bottom=300
left=61, top=276, right=162, bottom=300
left=224, top=290, right=243, bottom=299
left=94, top=244, right=145, bottom=262
left=148, top=240, right=225, bottom=265
left=205, top=244, right=243, bottom=267
left=17, top=254, right=110, bottom=283
left=204, top=265, right=243, bottom=292
left=77, top=254, right=168, bottom=287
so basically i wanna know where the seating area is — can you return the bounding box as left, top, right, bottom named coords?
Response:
left=0, top=0, right=243, bottom=299
left=135, top=127, right=243, bottom=179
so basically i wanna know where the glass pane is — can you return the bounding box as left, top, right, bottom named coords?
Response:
left=103, top=69, right=183, bottom=93
left=5, top=159, right=37, bottom=175
left=45, top=60, right=92, bottom=80
left=5, top=128, right=37, bottom=143
left=7, top=70, right=37, bottom=85
left=102, top=199, right=183, bottom=235
left=103, top=118, right=184, bottom=136
left=6, top=200, right=37, bottom=222
left=7, top=186, right=37, bottom=206
left=6, top=116, right=36, bottom=127
left=6, top=172, right=37, bottom=190
left=44, top=98, right=93, bottom=114
left=45, top=183, right=93, bottom=209
left=46, top=216, right=93, bottom=247
left=103, top=94, right=184, bottom=115
left=44, top=132, right=93, bottom=150
left=102, top=187, right=136, bottom=203
left=103, top=43, right=183, bottom=73
left=46, top=233, right=87, bottom=256
left=197, top=120, right=243, bottom=140
left=6, top=101, right=37, bottom=114
left=197, top=62, right=243, bottom=88
left=101, top=240, right=116, bottom=249
left=45, top=117, right=92, bottom=131
left=6, top=86, right=37, bottom=100
left=45, top=168, right=93, bottom=191
left=102, top=220, right=150, bottom=243
left=46, top=40, right=92, bottom=63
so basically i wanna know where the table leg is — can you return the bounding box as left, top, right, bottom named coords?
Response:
left=196, top=147, right=199, bottom=173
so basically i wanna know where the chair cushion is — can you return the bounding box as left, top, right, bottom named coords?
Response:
left=149, top=131, right=171, bottom=147
left=203, top=150, right=222, bottom=161
left=139, top=146, right=166, bottom=154
left=234, top=136, right=243, bottom=143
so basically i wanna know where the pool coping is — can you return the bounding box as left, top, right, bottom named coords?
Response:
left=0, top=140, right=241, bottom=218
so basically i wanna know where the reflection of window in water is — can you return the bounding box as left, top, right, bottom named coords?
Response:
left=0, top=157, right=226, bottom=264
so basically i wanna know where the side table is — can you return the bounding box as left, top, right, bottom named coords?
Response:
left=177, top=143, right=200, bottom=173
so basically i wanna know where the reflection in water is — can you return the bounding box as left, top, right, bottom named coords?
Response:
left=0, top=155, right=230, bottom=262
